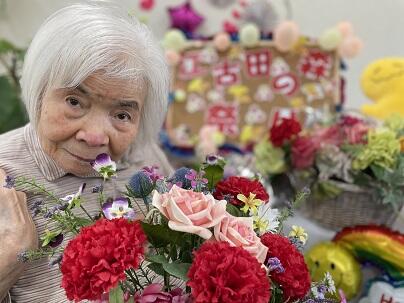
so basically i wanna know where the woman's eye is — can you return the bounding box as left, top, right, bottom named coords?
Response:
left=115, top=112, right=132, bottom=121
left=66, top=97, right=81, bottom=107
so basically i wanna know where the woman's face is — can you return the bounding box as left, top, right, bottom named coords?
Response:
left=37, top=74, right=146, bottom=176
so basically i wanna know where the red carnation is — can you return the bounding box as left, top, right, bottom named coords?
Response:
left=270, top=117, right=302, bottom=147
left=61, top=218, right=147, bottom=302
left=187, top=241, right=270, bottom=303
left=261, top=233, right=311, bottom=300
left=213, top=176, right=269, bottom=207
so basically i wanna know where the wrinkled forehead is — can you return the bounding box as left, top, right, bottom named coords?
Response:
left=78, top=73, right=147, bottom=101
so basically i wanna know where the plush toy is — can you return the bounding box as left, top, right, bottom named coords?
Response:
left=359, top=278, right=404, bottom=303
left=361, top=58, right=404, bottom=120
left=305, top=225, right=404, bottom=300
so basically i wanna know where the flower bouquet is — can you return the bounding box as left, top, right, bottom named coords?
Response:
left=7, top=154, right=342, bottom=302
left=254, top=113, right=404, bottom=230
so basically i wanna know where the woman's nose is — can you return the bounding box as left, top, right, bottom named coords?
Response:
left=75, top=119, right=109, bottom=147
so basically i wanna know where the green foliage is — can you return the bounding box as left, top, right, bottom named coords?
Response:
left=226, top=203, right=244, bottom=217
left=0, top=38, right=27, bottom=134
left=162, top=262, right=191, bottom=281
left=40, top=229, right=62, bottom=247
left=109, top=284, right=124, bottom=303
left=140, top=222, right=184, bottom=248
left=312, top=181, right=342, bottom=200
left=0, top=75, right=27, bottom=133
left=200, top=157, right=226, bottom=190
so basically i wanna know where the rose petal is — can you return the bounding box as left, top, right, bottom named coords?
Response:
left=168, top=221, right=213, bottom=240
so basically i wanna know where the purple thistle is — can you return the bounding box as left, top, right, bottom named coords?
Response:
left=3, top=175, right=15, bottom=189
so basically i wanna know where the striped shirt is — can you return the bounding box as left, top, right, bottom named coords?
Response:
left=0, top=124, right=173, bottom=303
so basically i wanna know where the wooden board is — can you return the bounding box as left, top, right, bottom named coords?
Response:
left=166, top=40, right=340, bottom=149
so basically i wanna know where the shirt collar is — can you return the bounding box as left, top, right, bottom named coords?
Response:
left=24, top=124, right=143, bottom=181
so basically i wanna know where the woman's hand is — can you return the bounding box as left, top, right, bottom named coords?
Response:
left=0, top=169, right=38, bottom=252
left=0, top=169, right=38, bottom=300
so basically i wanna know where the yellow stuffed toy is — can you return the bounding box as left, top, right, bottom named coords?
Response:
left=361, top=58, right=404, bottom=119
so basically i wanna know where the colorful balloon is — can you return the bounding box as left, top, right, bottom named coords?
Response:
left=305, top=242, right=362, bottom=300
left=319, top=28, right=343, bottom=50
left=338, top=35, right=363, bottom=58
left=213, top=32, right=231, bottom=52
left=239, top=23, right=260, bottom=47
left=162, top=30, right=187, bottom=51
left=168, top=1, right=204, bottom=37
left=273, top=21, right=300, bottom=52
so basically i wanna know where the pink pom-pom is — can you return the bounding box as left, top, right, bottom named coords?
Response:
left=213, top=32, right=231, bottom=52
left=274, top=21, right=300, bottom=52
left=223, top=20, right=238, bottom=34
left=139, top=0, right=154, bottom=11
left=337, top=21, right=354, bottom=38
left=165, top=50, right=181, bottom=66
left=338, top=36, right=363, bottom=58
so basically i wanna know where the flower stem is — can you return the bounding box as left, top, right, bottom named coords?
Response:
left=79, top=205, right=93, bottom=221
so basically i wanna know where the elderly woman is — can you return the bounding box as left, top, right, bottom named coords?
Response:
left=0, top=3, right=173, bottom=302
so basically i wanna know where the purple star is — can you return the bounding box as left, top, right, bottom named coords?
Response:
left=168, top=1, right=204, bottom=35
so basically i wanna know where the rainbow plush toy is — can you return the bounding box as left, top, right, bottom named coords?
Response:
left=361, top=58, right=404, bottom=120
left=305, top=225, right=404, bottom=300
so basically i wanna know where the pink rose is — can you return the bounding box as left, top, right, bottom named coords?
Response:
left=291, top=135, right=320, bottom=169
left=344, top=122, right=369, bottom=144
left=152, top=185, right=227, bottom=239
left=213, top=214, right=268, bottom=263
left=316, top=125, right=344, bottom=146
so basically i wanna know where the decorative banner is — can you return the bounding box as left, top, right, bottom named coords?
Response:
left=166, top=41, right=339, bottom=148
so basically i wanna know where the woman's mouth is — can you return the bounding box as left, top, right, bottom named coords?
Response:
left=65, top=150, right=95, bottom=162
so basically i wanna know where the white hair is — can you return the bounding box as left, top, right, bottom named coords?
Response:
left=20, top=1, right=169, bottom=147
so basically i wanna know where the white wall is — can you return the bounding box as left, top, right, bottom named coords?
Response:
left=1, top=0, right=403, bottom=109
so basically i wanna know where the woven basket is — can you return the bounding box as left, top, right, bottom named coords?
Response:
left=288, top=172, right=401, bottom=231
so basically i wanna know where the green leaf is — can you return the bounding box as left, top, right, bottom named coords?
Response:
left=140, top=222, right=183, bottom=248
left=226, top=203, right=244, bottom=217
left=146, top=254, right=167, bottom=264
left=74, top=217, right=93, bottom=227
left=109, top=284, right=124, bottom=303
left=203, top=165, right=224, bottom=190
left=313, top=181, right=342, bottom=200
left=162, top=262, right=191, bottom=281
left=40, top=230, right=62, bottom=247
left=147, top=262, right=165, bottom=276
left=0, top=39, right=17, bottom=53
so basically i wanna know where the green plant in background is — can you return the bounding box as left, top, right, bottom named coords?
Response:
left=0, top=39, right=27, bottom=134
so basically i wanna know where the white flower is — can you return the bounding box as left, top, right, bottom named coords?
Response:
left=253, top=203, right=280, bottom=234
left=324, top=272, right=336, bottom=294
